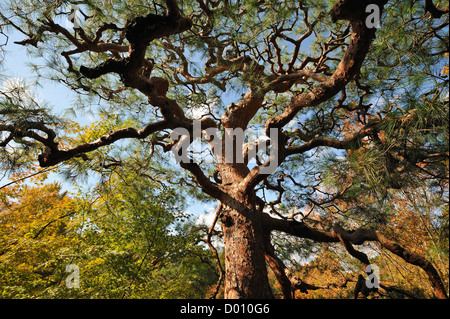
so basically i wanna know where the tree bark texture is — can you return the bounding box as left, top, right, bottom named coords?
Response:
left=220, top=205, right=273, bottom=299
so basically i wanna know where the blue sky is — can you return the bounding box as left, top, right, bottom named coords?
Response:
left=0, top=28, right=217, bottom=224
left=0, top=28, right=97, bottom=190
left=1, top=30, right=78, bottom=114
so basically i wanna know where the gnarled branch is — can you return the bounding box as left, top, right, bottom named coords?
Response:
left=262, top=213, right=448, bottom=299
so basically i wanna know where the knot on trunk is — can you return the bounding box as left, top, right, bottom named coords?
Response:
left=220, top=213, right=234, bottom=227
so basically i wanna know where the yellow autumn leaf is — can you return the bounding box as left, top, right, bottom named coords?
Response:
left=442, top=52, right=449, bottom=75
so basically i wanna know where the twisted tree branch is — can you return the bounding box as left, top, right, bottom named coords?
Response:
left=262, top=213, right=448, bottom=299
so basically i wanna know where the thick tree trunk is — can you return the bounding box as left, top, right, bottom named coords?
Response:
left=220, top=205, right=273, bottom=299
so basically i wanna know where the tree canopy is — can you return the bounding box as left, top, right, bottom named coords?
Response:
left=0, top=0, right=448, bottom=299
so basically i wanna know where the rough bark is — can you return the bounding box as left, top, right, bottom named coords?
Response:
left=220, top=204, right=273, bottom=299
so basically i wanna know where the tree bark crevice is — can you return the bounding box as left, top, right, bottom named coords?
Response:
left=220, top=205, right=274, bottom=299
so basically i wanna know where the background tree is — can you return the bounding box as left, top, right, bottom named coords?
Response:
left=0, top=167, right=218, bottom=298
left=1, top=0, right=448, bottom=298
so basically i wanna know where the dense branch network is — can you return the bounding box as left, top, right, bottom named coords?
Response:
left=263, top=213, right=447, bottom=298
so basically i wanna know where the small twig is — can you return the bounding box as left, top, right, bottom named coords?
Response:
left=0, top=166, right=58, bottom=190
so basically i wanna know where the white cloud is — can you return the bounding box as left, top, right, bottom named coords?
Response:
left=186, top=104, right=210, bottom=119
left=185, top=97, right=220, bottom=119
left=194, top=205, right=217, bottom=227
left=1, top=77, right=41, bottom=108
left=285, top=118, right=297, bottom=131
left=193, top=203, right=224, bottom=250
